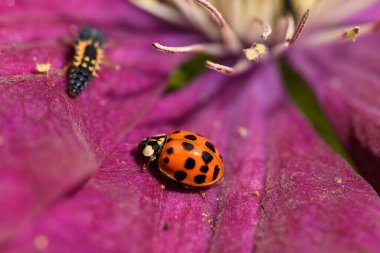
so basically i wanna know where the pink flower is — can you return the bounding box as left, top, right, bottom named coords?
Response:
left=0, top=1, right=380, bottom=252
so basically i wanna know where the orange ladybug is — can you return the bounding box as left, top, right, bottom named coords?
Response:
left=138, top=130, right=224, bottom=188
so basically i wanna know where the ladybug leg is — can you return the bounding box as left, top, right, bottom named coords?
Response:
left=142, top=159, right=151, bottom=172
left=160, top=176, right=168, bottom=190
left=142, top=155, right=156, bottom=171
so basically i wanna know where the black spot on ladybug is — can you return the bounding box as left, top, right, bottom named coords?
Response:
left=182, top=142, right=194, bottom=151
left=184, top=157, right=196, bottom=169
left=166, top=147, right=174, bottom=154
left=205, top=141, right=216, bottom=153
left=194, top=174, right=206, bottom=184
left=184, top=134, right=197, bottom=141
left=163, top=157, right=169, bottom=164
left=166, top=138, right=173, bottom=143
left=200, top=165, right=209, bottom=173
left=174, top=170, right=187, bottom=181
left=213, top=165, right=220, bottom=180
left=173, top=130, right=181, bottom=134
left=202, top=151, right=213, bottom=164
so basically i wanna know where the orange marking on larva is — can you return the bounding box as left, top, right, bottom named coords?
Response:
left=72, top=38, right=104, bottom=75
left=73, top=40, right=91, bottom=66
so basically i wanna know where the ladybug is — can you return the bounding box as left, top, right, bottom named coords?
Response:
left=67, top=27, right=104, bottom=97
left=138, top=130, right=224, bottom=188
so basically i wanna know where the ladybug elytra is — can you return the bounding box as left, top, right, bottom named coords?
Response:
left=139, top=130, right=224, bottom=188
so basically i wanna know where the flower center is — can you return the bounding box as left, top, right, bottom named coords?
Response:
left=131, top=0, right=378, bottom=74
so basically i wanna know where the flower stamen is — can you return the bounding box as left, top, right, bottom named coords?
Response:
left=251, top=18, right=272, bottom=40
left=152, top=42, right=226, bottom=56
left=284, top=14, right=295, bottom=48
left=284, top=9, right=310, bottom=47
left=192, top=0, right=242, bottom=53
left=129, top=0, right=189, bottom=27
left=205, top=61, right=234, bottom=75
left=172, top=0, right=220, bottom=40
left=205, top=58, right=250, bottom=75
left=139, top=0, right=313, bottom=75
left=301, top=20, right=380, bottom=46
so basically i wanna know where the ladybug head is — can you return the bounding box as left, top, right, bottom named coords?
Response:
left=138, top=134, right=167, bottom=159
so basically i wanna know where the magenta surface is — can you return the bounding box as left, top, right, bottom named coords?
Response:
left=0, top=0, right=200, bottom=243
left=3, top=64, right=380, bottom=253
left=1, top=1, right=380, bottom=253
left=289, top=32, right=380, bottom=193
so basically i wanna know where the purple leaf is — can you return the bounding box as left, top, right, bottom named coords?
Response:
left=289, top=32, right=380, bottom=193
left=5, top=65, right=380, bottom=253
left=0, top=0, right=202, bottom=242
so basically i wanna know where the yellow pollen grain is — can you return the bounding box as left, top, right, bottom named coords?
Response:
left=34, top=234, right=49, bottom=251
left=81, top=62, right=88, bottom=68
left=335, top=177, right=343, bottom=184
left=91, top=59, right=96, bottom=65
left=344, top=26, right=360, bottom=42
left=84, top=56, right=90, bottom=62
left=36, top=63, right=51, bottom=73
left=243, top=43, right=267, bottom=61
left=89, top=66, right=94, bottom=72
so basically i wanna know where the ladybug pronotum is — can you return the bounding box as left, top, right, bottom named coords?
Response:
left=139, top=130, right=224, bottom=188
left=68, top=27, right=104, bottom=97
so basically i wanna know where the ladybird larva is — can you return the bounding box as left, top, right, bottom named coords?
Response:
left=67, top=27, right=104, bottom=97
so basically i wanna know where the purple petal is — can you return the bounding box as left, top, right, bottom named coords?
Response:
left=289, top=33, right=380, bottom=193
left=343, top=2, right=380, bottom=23
left=0, top=0, right=202, bottom=242
left=5, top=64, right=380, bottom=253
left=253, top=101, right=380, bottom=253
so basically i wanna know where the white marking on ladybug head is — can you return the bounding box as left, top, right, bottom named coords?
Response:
left=156, top=137, right=165, bottom=146
left=143, top=145, right=155, bottom=157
